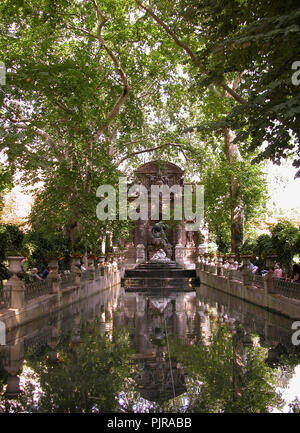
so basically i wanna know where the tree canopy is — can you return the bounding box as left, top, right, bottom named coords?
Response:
left=0, top=0, right=299, bottom=251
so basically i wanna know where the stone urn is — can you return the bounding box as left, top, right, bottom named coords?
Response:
left=47, top=257, right=61, bottom=293
left=70, top=256, right=81, bottom=268
left=7, top=256, right=24, bottom=276
left=228, top=255, right=236, bottom=270
left=48, top=257, right=59, bottom=272
left=88, top=255, right=96, bottom=270
left=241, top=255, right=252, bottom=267
left=265, top=255, right=277, bottom=269
left=98, top=256, right=105, bottom=264
left=6, top=257, right=25, bottom=309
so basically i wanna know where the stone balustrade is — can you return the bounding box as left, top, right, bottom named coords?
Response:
left=197, top=258, right=300, bottom=320
left=24, top=279, right=53, bottom=301
left=201, top=264, right=299, bottom=297
left=273, top=278, right=300, bottom=300
left=0, top=256, right=125, bottom=315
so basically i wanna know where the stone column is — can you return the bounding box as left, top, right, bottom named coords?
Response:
left=175, top=222, right=186, bottom=247
left=227, top=255, right=235, bottom=281
left=174, top=292, right=186, bottom=341
left=241, top=255, right=253, bottom=287
left=263, top=256, right=277, bottom=295
left=136, top=244, right=146, bottom=264
left=71, top=312, right=82, bottom=345
left=5, top=257, right=25, bottom=309
left=198, top=254, right=204, bottom=271
left=204, top=255, right=209, bottom=272
left=47, top=312, right=62, bottom=363
left=99, top=305, right=106, bottom=336
left=198, top=240, right=207, bottom=256
left=88, top=256, right=95, bottom=270
left=264, top=269, right=276, bottom=294
left=217, top=255, right=224, bottom=276
left=4, top=342, right=24, bottom=398
left=208, top=256, right=213, bottom=273
left=0, top=321, right=5, bottom=345
left=82, top=253, right=88, bottom=270
left=197, top=244, right=206, bottom=271
left=105, top=300, right=113, bottom=340
left=136, top=218, right=147, bottom=248
left=135, top=295, right=148, bottom=353
left=48, top=257, right=61, bottom=294
left=98, top=262, right=105, bottom=277
left=211, top=258, right=217, bottom=275
left=175, top=244, right=185, bottom=267
left=196, top=254, right=202, bottom=270
left=87, top=256, right=95, bottom=280
left=70, top=256, right=82, bottom=286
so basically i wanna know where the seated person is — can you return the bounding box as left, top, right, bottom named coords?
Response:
left=32, top=268, right=42, bottom=280
left=249, top=261, right=258, bottom=274
left=41, top=266, right=50, bottom=279
left=274, top=263, right=283, bottom=279
left=291, top=264, right=300, bottom=283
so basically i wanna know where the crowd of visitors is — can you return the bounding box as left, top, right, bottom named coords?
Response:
left=216, top=257, right=299, bottom=283
left=30, top=256, right=117, bottom=282
left=29, top=255, right=300, bottom=285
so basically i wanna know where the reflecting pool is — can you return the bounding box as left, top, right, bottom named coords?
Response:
left=1, top=282, right=300, bottom=413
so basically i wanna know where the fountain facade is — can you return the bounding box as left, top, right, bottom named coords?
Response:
left=123, top=160, right=208, bottom=268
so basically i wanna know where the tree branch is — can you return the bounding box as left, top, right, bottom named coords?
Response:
left=135, top=0, right=196, bottom=60
left=1, top=101, right=66, bottom=158
left=134, top=0, right=246, bottom=105
left=115, top=142, right=185, bottom=167
left=2, top=102, right=56, bottom=144
left=91, top=0, right=130, bottom=125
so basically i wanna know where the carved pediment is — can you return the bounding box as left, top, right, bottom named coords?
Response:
left=135, top=160, right=184, bottom=190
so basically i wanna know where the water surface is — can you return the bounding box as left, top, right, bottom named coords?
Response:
left=1, top=283, right=300, bottom=413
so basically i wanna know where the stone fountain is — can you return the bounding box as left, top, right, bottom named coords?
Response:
left=122, top=248, right=199, bottom=292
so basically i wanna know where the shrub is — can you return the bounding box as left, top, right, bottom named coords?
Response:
left=270, top=221, right=300, bottom=274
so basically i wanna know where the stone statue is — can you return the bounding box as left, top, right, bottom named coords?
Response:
left=151, top=221, right=172, bottom=258
left=151, top=221, right=168, bottom=243
left=150, top=249, right=171, bottom=263
left=186, top=231, right=195, bottom=247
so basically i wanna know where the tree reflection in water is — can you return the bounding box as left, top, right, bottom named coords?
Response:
left=118, top=319, right=298, bottom=413
left=0, top=303, right=299, bottom=413
left=0, top=321, right=134, bottom=413
left=166, top=320, right=298, bottom=413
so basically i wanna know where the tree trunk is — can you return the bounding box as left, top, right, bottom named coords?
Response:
left=224, top=128, right=244, bottom=253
